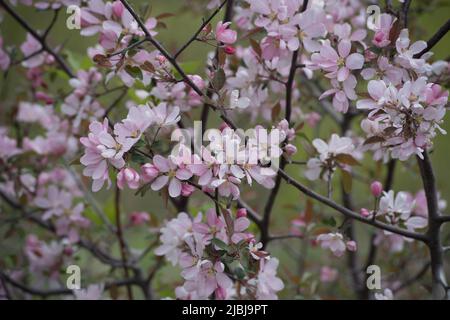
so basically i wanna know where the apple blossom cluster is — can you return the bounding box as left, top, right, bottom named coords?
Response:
left=80, top=102, right=180, bottom=191
left=304, top=133, right=360, bottom=181
left=155, top=209, right=284, bottom=299
left=1, top=0, right=450, bottom=301
left=362, top=189, right=447, bottom=253
left=221, top=1, right=449, bottom=163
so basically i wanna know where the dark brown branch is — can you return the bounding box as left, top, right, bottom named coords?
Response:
left=399, top=0, right=412, bottom=28
left=42, top=9, right=60, bottom=40
left=114, top=186, right=134, bottom=300
left=103, top=88, right=128, bottom=118
left=394, top=262, right=430, bottom=294
left=414, top=19, right=450, bottom=58
left=417, top=151, right=449, bottom=299
left=107, top=38, right=148, bottom=58
left=277, top=168, right=427, bottom=241
left=0, top=269, right=139, bottom=298
left=0, top=0, right=74, bottom=77
left=362, top=159, right=397, bottom=299
left=174, top=0, right=229, bottom=59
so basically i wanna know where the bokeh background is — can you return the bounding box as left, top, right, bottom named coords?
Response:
left=1, top=0, right=450, bottom=299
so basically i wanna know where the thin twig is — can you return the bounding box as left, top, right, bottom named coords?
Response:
left=0, top=0, right=74, bottom=77
left=174, top=0, right=229, bottom=59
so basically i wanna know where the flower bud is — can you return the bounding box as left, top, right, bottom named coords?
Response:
left=117, top=168, right=140, bottom=190
left=236, top=208, right=247, bottom=218
left=284, top=144, right=297, bottom=156
left=370, top=181, right=383, bottom=197
left=141, top=163, right=159, bottom=183
left=224, top=45, right=236, bottom=55
left=181, top=183, right=195, bottom=197
left=360, top=208, right=370, bottom=218
left=346, top=240, right=357, bottom=252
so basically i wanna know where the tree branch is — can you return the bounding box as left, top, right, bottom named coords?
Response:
left=0, top=0, right=74, bottom=77
left=417, top=151, right=449, bottom=299
left=114, top=186, right=134, bottom=300
left=277, top=168, right=427, bottom=241
left=413, top=19, right=450, bottom=58
left=174, top=0, right=229, bottom=59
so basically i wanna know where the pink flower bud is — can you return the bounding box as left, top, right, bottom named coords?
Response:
left=141, top=163, right=159, bottom=183
left=130, top=211, right=150, bottom=226
left=112, top=1, right=124, bottom=18
left=64, top=246, right=74, bottom=256
left=236, top=208, right=247, bottom=218
left=364, top=49, right=377, bottom=61
left=284, top=144, right=297, bottom=156
left=370, top=181, right=383, bottom=197
left=117, top=168, right=140, bottom=190
left=360, top=208, right=370, bottom=218
left=224, top=45, right=236, bottom=55
left=181, top=183, right=195, bottom=197
left=346, top=240, right=357, bottom=252
left=35, top=91, right=54, bottom=104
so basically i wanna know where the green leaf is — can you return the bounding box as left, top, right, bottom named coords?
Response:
left=211, top=68, right=225, bottom=91
left=322, top=216, right=336, bottom=227
left=212, top=238, right=229, bottom=252
left=125, top=65, right=143, bottom=80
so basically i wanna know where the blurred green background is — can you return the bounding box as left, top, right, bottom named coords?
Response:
left=1, top=0, right=450, bottom=299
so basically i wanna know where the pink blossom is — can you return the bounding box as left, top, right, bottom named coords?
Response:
left=181, top=183, right=195, bottom=197
left=192, top=209, right=226, bottom=243
left=231, top=215, right=251, bottom=244
left=141, top=163, right=159, bottom=183
left=80, top=119, right=125, bottom=192
left=255, top=257, right=284, bottom=300
left=319, top=75, right=357, bottom=112
left=150, top=155, right=193, bottom=198
left=311, top=40, right=364, bottom=81
left=395, top=29, right=427, bottom=71
left=117, top=167, right=140, bottom=190
left=361, top=56, right=403, bottom=85
left=316, top=232, right=346, bottom=257
left=370, top=14, right=395, bottom=48
left=54, top=203, right=90, bottom=243
left=215, top=21, right=237, bottom=44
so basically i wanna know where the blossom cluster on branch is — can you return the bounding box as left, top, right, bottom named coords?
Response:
left=0, top=0, right=449, bottom=300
